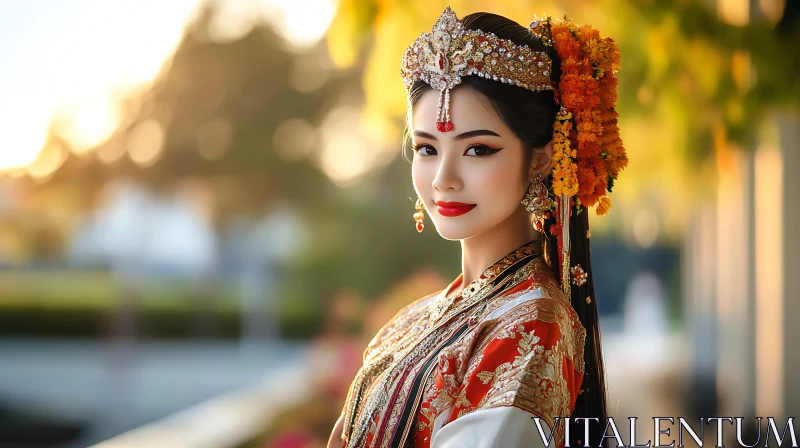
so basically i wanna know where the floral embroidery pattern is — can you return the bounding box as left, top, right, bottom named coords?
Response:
left=411, top=259, right=586, bottom=448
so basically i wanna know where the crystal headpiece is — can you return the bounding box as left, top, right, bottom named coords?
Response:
left=400, top=7, right=554, bottom=132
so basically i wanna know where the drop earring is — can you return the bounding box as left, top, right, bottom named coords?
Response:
left=413, top=197, right=425, bottom=233
left=521, top=172, right=550, bottom=231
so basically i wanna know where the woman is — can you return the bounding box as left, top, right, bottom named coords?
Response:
left=329, top=7, right=627, bottom=448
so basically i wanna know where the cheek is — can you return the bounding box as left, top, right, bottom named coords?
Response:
left=475, top=161, right=525, bottom=204
left=411, top=160, right=432, bottom=193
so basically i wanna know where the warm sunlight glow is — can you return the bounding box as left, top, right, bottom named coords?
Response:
left=319, top=107, right=369, bottom=185
left=0, top=0, right=337, bottom=174
left=208, top=0, right=337, bottom=48
left=316, top=106, right=396, bottom=186
left=321, top=134, right=368, bottom=186
left=26, top=143, right=68, bottom=180
left=754, top=143, right=784, bottom=417
left=0, top=105, right=50, bottom=170
left=127, top=119, right=165, bottom=167
left=0, top=0, right=198, bottom=173
left=270, top=0, right=337, bottom=48
left=55, top=95, right=122, bottom=153
left=718, top=0, right=749, bottom=25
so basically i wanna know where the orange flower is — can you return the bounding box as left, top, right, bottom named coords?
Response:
left=595, top=195, right=612, bottom=216
left=552, top=117, right=579, bottom=197
left=546, top=16, right=627, bottom=215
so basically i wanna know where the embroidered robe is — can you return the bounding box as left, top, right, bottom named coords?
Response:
left=340, top=241, right=586, bottom=448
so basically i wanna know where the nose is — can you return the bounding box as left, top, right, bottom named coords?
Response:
left=431, top=153, right=463, bottom=192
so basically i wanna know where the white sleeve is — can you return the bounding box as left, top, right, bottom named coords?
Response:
left=430, top=406, right=558, bottom=448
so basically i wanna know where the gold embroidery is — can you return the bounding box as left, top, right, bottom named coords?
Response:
left=479, top=339, right=570, bottom=442
left=426, top=242, right=540, bottom=327
left=516, top=325, right=543, bottom=358
left=430, top=390, right=452, bottom=412
left=418, top=259, right=583, bottom=442
left=495, top=324, right=518, bottom=340
left=476, top=370, right=494, bottom=384
left=454, top=393, right=472, bottom=411
left=457, top=309, right=579, bottom=445
left=342, top=242, right=581, bottom=448
left=377, top=247, right=537, bottom=447
left=477, top=361, right=513, bottom=385
left=469, top=297, right=583, bottom=375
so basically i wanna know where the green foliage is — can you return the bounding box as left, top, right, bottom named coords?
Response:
left=0, top=271, right=324, bottom=339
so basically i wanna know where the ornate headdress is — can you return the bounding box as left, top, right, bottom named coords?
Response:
left=401, top=7, right=554, bottom=132
left=401, top=7, right=628, bottom=295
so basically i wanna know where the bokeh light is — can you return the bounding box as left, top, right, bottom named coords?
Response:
left=127, top=119, right=165, bottom=167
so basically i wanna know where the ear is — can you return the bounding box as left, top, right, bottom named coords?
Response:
left=529, top=140, right=554, bottom=180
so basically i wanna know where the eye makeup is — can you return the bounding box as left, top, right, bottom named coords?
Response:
left=412, top=143, right=502, bottom=157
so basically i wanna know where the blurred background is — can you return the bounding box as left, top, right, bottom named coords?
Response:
left=0, top=0, right=797, bottom=447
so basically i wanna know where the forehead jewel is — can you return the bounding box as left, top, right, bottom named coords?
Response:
left=400, top=7, right=554, bottom=132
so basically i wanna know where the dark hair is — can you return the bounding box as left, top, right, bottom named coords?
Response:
left=407, top=12, right=609, bottom=448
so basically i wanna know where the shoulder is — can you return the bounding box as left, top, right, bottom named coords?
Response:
left=487, top=258, right=581, bottom=328
left=474, top=257, right=586, bottom=369
left=445, top=259, right=587, bottom=432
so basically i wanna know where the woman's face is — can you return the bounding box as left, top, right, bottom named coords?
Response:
left=411, top=86, right=548, bottom=241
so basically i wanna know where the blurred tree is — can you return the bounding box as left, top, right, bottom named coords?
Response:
left=41, top=2, right=351, bottom=219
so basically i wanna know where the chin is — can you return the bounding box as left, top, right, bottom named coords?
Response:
left=431, top=220, right=490, bottom=241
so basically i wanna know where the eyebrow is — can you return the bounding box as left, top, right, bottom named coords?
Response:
left=413, top=129, right=501, bottom=141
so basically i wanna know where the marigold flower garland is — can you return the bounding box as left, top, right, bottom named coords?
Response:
left=546, top=17, right=628, bottom=216
left=551, top=108, right=578, bottom=198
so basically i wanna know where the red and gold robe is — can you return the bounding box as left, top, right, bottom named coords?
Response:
left=339, top=241, right=586, bottom=448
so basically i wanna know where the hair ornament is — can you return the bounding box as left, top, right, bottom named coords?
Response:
left=571, top=264, right=588, bottom=286
left=528, top=15, right=554, bottom=47
left=400, top=7, right=554, bottom=132
left=543, top=14, right=627, bottom=294
left=546, top=15, right=628, bottom=213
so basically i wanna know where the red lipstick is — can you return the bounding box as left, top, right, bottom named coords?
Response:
left=435, top=201, right=477, bottom=217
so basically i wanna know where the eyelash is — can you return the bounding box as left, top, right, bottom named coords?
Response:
left=412, top=144, right=501, bottom=157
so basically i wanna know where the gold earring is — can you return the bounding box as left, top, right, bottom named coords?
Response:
left=414, top=197, right=425, bottom=233
left=521, top=172, right=549, bottom=231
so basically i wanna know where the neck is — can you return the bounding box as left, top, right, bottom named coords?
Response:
left=459, top=206, right=539, bottom=292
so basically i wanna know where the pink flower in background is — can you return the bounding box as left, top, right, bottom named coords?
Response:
left=270, top=429, right=318, bottom=448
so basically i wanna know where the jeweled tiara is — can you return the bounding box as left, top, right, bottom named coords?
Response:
left=400, top=7, right=554, bottom=132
